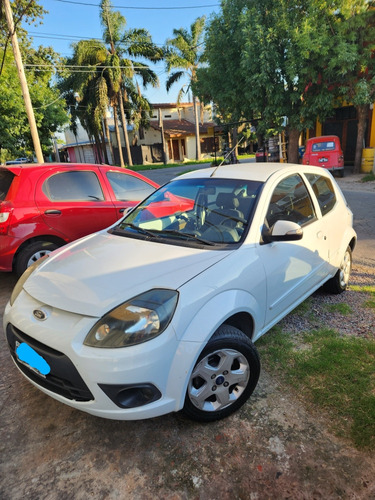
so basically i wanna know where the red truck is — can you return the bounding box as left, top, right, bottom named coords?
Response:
left=302, top=135, right=344, bottom=177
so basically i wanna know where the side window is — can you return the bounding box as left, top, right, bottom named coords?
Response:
left=43, top=171, right=104, bottom=201
left=265, top=174, right=316, bottom=228
left=106, top=172, right=155, bottom=201
left=305, top=174, right=336, bottom=216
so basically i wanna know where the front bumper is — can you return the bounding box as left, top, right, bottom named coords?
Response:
left=3, top=291, right=200, bottom=420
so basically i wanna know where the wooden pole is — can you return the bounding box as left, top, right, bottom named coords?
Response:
left=3, top=0, right=44, bottom=163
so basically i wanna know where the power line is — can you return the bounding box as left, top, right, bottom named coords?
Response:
left=28, top=31, right=102, bottom=42
left=53, top=0, right=220, bottom=10
left=28, top=31, right=165, bottom=47
left=24, top=63, right=165, bottom=70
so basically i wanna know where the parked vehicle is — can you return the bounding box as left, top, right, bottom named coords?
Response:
left=302, top=135, right=344, bottom=177
left=5, top=158, right=30, bottom=165
left=0, top=163, right=158, bottom=275
left=4, top=163, right=356, bottom=422
left=255, top=148, right=266, bottom=162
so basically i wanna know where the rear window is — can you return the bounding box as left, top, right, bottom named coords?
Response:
left=0, top=170, right=15, bottom=201
left=311, top=141, right=336, bottom=152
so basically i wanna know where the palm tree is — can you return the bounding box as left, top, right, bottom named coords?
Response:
left=59, top=1, right=162, bottom=167
left=58, top=40, right=110, bottom=164
left=165, top=16, right=206, bottom=161
left=100, top=0, right=162, bottom=166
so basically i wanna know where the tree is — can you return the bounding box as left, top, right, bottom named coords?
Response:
left=0, top=2, right=68, bottom=161
left=59, top=0, right=162, bottom=166
left=99, top=0, right=162, bottom=166
left=165, top=16, right=206, bottom=161
left=196, top=0, right=346, bottom=163
left=321, top=2, right=375, bottom=173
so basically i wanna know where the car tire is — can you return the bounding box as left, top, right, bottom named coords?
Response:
left=182, top=325, right=260, bottom=422
left=15, top=241, right=59, bottom=276
left=323, top=246, right=352, bottom=294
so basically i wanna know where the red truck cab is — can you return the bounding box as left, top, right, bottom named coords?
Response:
left=302, top=135, right=344, bottom=177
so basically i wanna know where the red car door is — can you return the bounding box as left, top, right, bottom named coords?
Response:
left=35, top=166, right=119, bottom=241
left=100, top=167, right=158, bottom=216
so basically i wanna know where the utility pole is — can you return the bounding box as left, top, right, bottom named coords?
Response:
left=3, top=0, right=44, bottom=163
left=193, top=96, right=201, bottom=161
left=158, top=108, right=167, bottom=164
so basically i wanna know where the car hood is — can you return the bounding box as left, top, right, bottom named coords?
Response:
left=23, top=232, right=230, bottom=317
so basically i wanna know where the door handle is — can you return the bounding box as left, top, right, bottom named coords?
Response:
left=317, top=231, right=327, bottom=240
left=44, top=209, right=62, bottom=215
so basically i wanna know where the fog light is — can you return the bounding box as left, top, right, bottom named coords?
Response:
left=99, top=383, right=162, bottom=408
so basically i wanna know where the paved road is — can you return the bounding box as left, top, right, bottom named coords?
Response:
left=343, top=189, right=375, bottom=267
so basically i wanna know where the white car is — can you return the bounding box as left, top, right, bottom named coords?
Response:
left=3, top=163, right=356, bottom=422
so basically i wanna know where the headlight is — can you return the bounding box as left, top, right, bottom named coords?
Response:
left=10, top=255, right=49, bottom=306
left=84, top=289, right=179, bottom=348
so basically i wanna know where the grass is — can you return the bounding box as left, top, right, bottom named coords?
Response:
left=128, top=155, right=254, bottom=172
left=361, top=172, right=375, bottom=182
left=257, top=327, right=375, bottom=450
left=350, top=285, right=375, bottom=309
left=324, top=303, right=353, bottom=315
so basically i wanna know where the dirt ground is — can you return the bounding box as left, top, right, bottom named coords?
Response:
left=0, top=173, right=374, bottom=500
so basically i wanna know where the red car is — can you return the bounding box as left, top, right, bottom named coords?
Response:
left=302, top=135, right=344, bottom=177
left=0, top=163, right=158, bottom=275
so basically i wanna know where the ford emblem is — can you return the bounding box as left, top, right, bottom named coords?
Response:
left=33, top=309, right=47, bottom=321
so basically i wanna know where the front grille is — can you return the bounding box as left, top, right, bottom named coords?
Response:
left=6, top=324, right=94, bottom=402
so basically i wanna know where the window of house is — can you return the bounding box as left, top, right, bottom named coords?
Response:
left=43, top=171, right=104, bottom=201
left=200, top=137, right=218, bottom=154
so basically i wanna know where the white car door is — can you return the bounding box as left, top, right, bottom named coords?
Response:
left=257, top=173, right=330, bottom=327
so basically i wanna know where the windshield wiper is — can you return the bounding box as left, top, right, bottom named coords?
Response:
left=156, top=230, right=216, bottom=246
left=116, top=223, right=157, bottom=238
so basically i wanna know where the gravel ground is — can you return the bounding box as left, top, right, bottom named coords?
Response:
left=278, top=173, right=375, bottom=339
left=279, top=262, right=375, bottom=338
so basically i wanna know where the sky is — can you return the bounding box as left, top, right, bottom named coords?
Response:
left=26, top=0, right=221, bottom=104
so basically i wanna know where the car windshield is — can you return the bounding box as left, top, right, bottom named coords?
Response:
left=111, top=177, right=263, bottom=247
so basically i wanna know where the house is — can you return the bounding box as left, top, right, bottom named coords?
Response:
left=62, top=102, right=218, bottom=166
left=142, top=103, right=218, bottom=162
left=62, top=121, right=113, bottom=165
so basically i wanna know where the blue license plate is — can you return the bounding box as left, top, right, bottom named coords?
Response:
left=16, top=342, right=51, bottom=377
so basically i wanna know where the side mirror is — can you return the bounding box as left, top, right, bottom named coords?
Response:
left=263, top=220, right=303, bottom=243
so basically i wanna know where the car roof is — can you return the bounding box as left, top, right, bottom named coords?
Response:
left=0, top=162, right=136, bottom=175
left=175, top=162, right=331, bottom=183
left=306, top=135, right=339, bottom=142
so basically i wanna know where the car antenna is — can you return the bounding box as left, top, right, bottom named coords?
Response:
left=210, top=136, right=244, bottom=177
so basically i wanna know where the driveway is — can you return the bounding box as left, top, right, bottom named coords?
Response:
left=0, top=167, right=374, bottom=500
